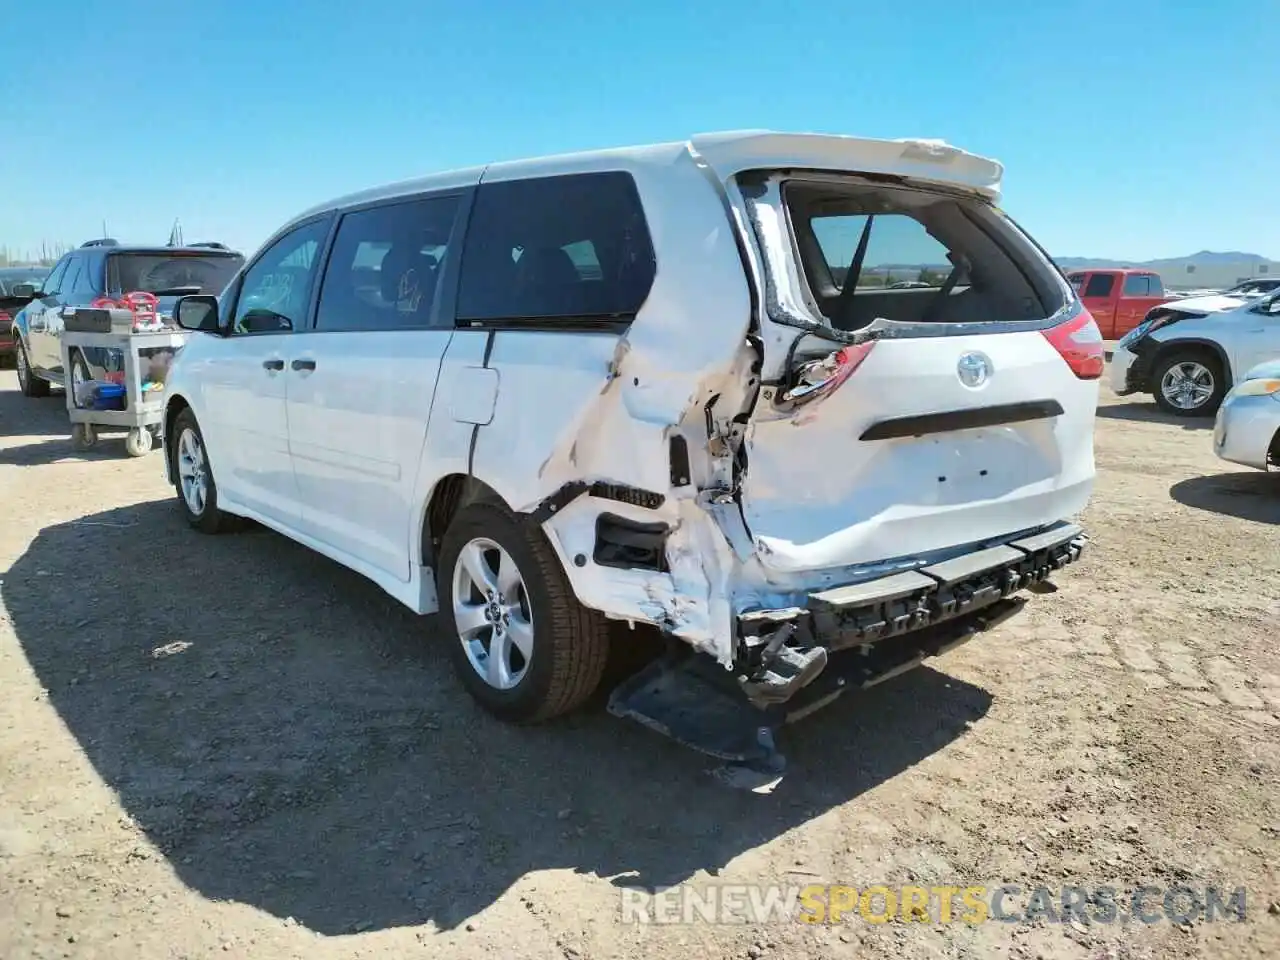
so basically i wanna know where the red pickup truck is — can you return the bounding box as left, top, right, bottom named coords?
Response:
left=1064, top=268, right=1171, bottom=340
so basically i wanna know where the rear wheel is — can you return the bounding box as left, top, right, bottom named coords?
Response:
left=436, top=501, right=610, bottom=722
left=15, top=339, right=50, bottom=398
left=1154, top=350, right=1225, bottom=417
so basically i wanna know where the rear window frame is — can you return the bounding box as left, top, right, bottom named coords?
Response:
left=778, top=174, right=1064, bottom=329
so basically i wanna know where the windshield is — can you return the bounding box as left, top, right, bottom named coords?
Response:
left=109, top=253, right=244, bottom=296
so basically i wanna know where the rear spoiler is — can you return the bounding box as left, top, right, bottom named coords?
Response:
left=689, top=131, right=1003, bottom=200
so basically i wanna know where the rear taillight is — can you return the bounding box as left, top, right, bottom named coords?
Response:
left=0, top=311, right=10, bottom=326
left=1042, top=308, right=1104, bottom=380
left=782, top=340, right=877, bottom=406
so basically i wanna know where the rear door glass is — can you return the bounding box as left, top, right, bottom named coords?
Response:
left=455, top=172, right=656, bottom=324
left=314, top=195, right=461, bottom=331
left=1121, top=274, right=1149, bottom=297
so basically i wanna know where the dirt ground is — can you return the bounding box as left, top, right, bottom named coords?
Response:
left=1, top=365, right=1277, bottom=960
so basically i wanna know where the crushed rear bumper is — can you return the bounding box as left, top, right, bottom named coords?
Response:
left=735, top=522, right=1087, bottom=706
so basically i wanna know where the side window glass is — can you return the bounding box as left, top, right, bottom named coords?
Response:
left=1083, top=274, right=1115, bottom=298
left=456, top=172, right=656, bottom=324
left=1067, top=274, right=1085, bottom=292
left=1147, top=275, right=1164, bottom=297
left=231, top=219, right=331, bottom=335
left=314, top=195, right=460, bottom=332
left=42, top=257, right=71, bottom=296
left=1121, top=274, right=1148, bottom=297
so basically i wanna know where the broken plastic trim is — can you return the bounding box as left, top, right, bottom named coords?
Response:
left=778, top=340, right=876, bottom=408
left=528, top=480, right=666, bottom=525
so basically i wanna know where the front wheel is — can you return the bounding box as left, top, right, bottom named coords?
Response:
left=169, top=409, right=229, bottom=533
left=1154, top=350, right=1225, bottom=417
left=15, top=339, right=50, bottom=398
left=436, top=501, right=610, bottom=723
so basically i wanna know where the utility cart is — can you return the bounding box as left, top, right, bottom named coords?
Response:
left=59, top=305, right=187, bottom=457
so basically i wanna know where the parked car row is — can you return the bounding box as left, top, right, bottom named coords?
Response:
left=0, top=266, right=49, bottom=365
left=1110, top=287, right=1280, bottom=416
left=6, top=239, right=244, bottom=396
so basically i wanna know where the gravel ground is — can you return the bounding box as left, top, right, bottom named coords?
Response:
left=1, top=366, right=1278, bottom=960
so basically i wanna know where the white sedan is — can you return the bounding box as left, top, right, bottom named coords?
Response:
left=1214, top=359, right=1280, bottom=471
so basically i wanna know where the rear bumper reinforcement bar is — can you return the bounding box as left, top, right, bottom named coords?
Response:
left=737, top=522, right=1086, bottom=706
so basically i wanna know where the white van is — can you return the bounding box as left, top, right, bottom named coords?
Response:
left=164, top=131, right=1099, bottom=764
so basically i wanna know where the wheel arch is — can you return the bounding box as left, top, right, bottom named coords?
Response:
left=1150, top=337, right=1233, bottom=384
left=418, top=473, right=510, bottom=570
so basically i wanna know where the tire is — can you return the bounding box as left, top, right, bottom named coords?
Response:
left=169, top=409, right=228, bottom=533
left=70, top=423, right=98, bottom=451
left=124, top=427, right=153, bottom=457
left=69, top=349, right=92, bottom=403
left=15, top=338, right=50, bottom=398
left=1153, top=349, right=1226, bottom=418
left=436, top=500, right=610, bottom=723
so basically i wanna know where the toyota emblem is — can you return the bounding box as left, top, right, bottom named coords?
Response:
left=957, top=352, right=991, bottom=388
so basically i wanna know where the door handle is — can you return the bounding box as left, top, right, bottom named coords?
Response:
left=291, top=358, right=316, bottom=371
left=262, top=359, right=284, bottom=371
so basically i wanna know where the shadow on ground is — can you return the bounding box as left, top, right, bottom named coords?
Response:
left=1170, top=472, right=1280, bottom=525
left=3, top=500, right=992, bottom=936
left=0, top=376, right=69, bottom=439
left=1096, top=401, right=1212, bottom=431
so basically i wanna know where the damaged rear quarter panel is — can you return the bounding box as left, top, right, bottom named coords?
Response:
left=466, top=148, right=756, bottom=661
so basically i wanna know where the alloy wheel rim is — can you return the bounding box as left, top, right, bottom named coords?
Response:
left=16, top=344, right=27, bottom=387
left=1160, top=362, right=1214, bottom=410
left=452, top=537, right=534, bottom=690
left=176, top=428, right=208, bottom=515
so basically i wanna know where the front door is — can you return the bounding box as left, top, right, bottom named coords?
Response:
left=1233, top=295, right=1280, bottom=382
left=25, top=255, right=71, bottom=372
left=284, top=194, right=463, bottom=580
left=199, top=217, right=332, bottom=526
left=1079, top=272, right=1117, bottom=338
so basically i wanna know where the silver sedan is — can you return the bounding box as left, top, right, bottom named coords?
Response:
left=1213, top=360, right=1280, bottom=471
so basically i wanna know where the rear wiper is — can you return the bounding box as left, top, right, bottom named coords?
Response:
left=147, top=286, right=204, bottom=296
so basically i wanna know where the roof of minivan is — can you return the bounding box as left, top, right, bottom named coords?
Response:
left=286, top=130, right=1003, bottom=233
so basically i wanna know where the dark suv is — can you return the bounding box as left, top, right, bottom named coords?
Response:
left=11, top=239, right=244, bottom=397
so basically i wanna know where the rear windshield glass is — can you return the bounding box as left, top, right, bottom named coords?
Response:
left=0, top=270, right=47, bottom=295
left=782, top=180, right=1067, bottom=331
left=110, top=253, right=244, bottom=297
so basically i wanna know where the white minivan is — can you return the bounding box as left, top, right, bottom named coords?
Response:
left=164, top=131, right=1099, bottom=764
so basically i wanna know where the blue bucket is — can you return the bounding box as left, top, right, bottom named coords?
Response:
left=93, top=383, right=126, bottom=411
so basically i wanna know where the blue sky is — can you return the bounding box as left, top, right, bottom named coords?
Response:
left=0, top=0, right=1275, bottom=263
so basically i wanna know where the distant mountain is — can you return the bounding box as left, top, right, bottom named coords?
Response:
left=1054, top=250, right=1272, bottom=270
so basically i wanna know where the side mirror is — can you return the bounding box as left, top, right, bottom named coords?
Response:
left=10, top=283, right=37, bottom=298
left=1251, top=300, right=1280, bottom=317
left=174, top=294, right=222, bottom=333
